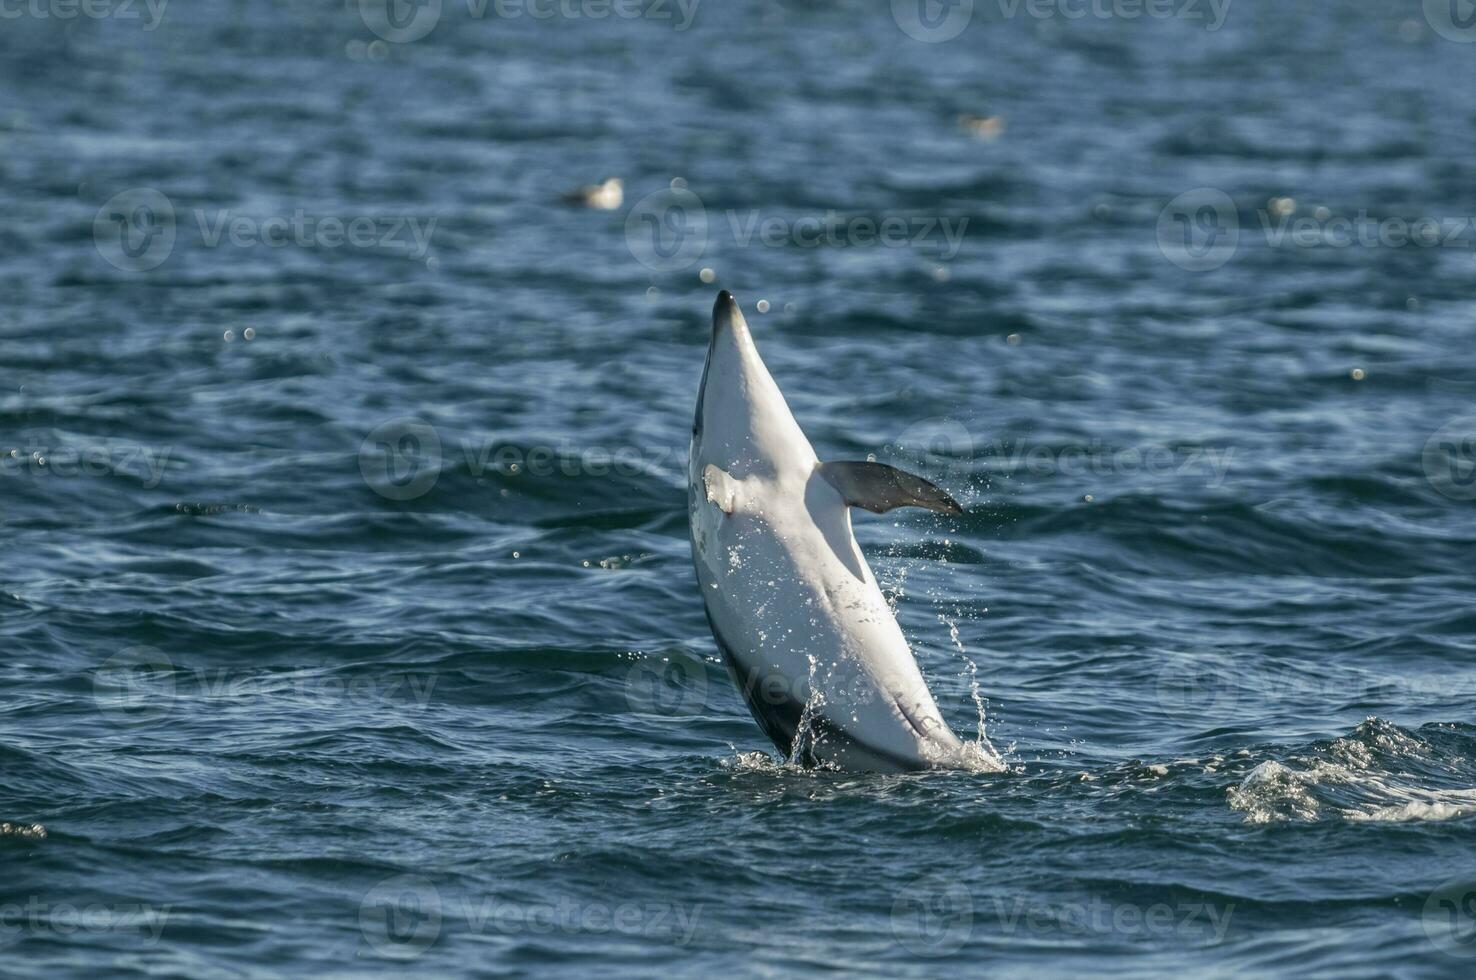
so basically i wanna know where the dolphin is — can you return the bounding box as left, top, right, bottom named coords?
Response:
left=689, top=290, right=995, bottom=772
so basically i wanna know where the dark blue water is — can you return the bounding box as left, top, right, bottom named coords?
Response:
left=4, top=1, right=1476, bottom=975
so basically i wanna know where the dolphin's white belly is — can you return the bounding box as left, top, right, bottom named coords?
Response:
left=689, top=458, right=964, bottom=770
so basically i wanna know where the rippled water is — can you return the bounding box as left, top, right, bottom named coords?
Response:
left=4, top=1, right=1476, bottom=976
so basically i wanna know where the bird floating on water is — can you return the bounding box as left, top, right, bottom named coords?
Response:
left=561, top=177, right=624, bottom=210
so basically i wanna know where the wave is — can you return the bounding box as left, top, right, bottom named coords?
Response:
left=1227, top=718, right=1476, bottom=824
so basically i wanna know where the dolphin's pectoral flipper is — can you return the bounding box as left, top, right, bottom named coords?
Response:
left=818, top=461, right=964, bottom=516
left=703, top=464, right=743, bottom=515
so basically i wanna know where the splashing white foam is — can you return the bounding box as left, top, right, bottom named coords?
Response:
left=1228, top=718, right=1476, bottom=824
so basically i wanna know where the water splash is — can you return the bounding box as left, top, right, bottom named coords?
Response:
left=1228, top=718, right=1476, bottom=824
left=787, top=652, right=829, bottom=768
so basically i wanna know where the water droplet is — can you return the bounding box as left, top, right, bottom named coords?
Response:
left=756, top=299, right=770, bottom=313
left=699, top=268, right=716, bottom=283
left=242, top=328, right=256, bottom=341
left=223, top=330, right=235, bottom=342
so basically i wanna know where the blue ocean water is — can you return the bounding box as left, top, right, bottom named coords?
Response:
left=4, top=0, right=1476, bottom=975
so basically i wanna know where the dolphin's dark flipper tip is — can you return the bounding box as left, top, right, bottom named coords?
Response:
left=819, top=460, right=965, bottom=516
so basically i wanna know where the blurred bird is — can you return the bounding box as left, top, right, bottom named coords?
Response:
left=561, top=177, right=624, bottom=210
left=958, top=114, right=1004, bottom=140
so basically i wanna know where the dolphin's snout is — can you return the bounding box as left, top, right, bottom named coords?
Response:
left=712, top=290, right=739, bottom=331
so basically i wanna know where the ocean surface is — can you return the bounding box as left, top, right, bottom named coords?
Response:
left=4, top=1, right=1476, bottom=976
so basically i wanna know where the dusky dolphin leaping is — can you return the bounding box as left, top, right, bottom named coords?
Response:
left=689, top=290, right=995, bottom=772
